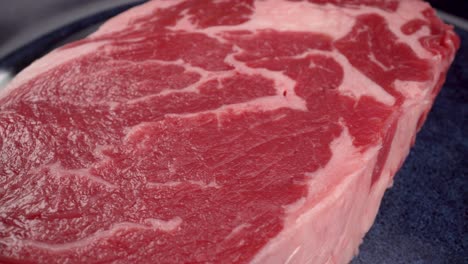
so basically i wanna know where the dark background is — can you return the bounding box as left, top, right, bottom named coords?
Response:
left=428, top=0, right=468, bottom=20
left=0, top=1, right=466, bottom=263
left=0, top=0, right=137, bottom=58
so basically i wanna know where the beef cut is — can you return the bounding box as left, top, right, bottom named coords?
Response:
left=0, top=0, right=459, bottom=263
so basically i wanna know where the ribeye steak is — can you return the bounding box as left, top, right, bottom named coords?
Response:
left=0, top=0, right=459, bottom=263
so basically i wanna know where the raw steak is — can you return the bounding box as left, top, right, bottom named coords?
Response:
left=0, top=0, right=459, bottom=263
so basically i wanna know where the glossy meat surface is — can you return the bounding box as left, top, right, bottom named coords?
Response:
left=0, top=0, right=458, bottom=263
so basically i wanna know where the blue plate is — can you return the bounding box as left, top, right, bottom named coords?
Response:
left=0, top=3, right=466, bottom=263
